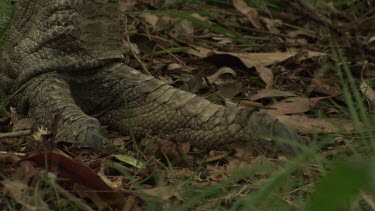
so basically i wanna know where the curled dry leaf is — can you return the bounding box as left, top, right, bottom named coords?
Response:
left=205, top=66, right=237, bottom=86
left=232, top=0, right=261, bottom=29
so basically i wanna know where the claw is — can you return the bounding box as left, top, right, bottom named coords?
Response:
left=247, top=111, right=301, bottom=154
left=77, top=127, right=104, bottom=151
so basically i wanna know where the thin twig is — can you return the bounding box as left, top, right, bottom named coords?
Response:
left=155, top=44, right=187, bottom=67
left=0, top=130, right=31, bottom=139
left=361, top=192, right=375, bottom=210
left=123, top=16, right=151, bottom=75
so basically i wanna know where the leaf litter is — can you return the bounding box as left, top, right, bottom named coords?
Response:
left=1, top=0, right=375, bottom=210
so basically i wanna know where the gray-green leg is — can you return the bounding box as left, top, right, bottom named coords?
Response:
left=79, top=64, right=299, bottom=151
left=15, top=73, right=103, bottom=149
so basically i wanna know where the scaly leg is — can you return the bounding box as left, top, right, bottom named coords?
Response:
left=15, top=73, right=103, bottom=150
left=74, top=64, right=299, bottom=152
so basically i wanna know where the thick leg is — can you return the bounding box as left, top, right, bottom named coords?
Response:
left=15, top=73, right=103, bottom=150
left=72, top=64, right=299, bottom=151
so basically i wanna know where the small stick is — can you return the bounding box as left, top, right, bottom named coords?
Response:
left=123, top=17, right=151, bottom=76
left=0, top=130, right=32, bottom=139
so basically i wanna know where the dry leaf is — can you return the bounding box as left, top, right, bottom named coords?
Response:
left=190, top=13, right=209, bottom=22
left=250, top=89, right=297, bottom=101
left=261, top=17, right=283, bottom=34
left=188, top=47, right=294, bottom=67
left=123, top=42, right=140, bottom=55
left=119, top=0, right=136, bottom=12
left=269, top=96, right=335, bottom=114
left=140, top=13, right=159, bottom=28
left=205, top=150, right=230, bottom=163
left=360, top=80, right=375, bottom=110
left=267, top=111, right=355, bottom=133
left=142, top=186, right=182, bottom=201
left=215, top=82, right=243, bottom=99
left=269, top=97, right=313, bottom=114
left=255, top=65, right=274, bottom=87
left=172, top=19, right=194, bottom=36
left=2, top=179, right=48, bottom=210
left=157, top=15, right=175, bottom=29
left=25, top=152, right=127, bottom=210
left=287, top=29, right=315, bottom=38
left=12, top=118, right=33, bottom=131
left=206, top=66, right=237, bottom=87
left=187, top=47, right=326, bottom=68
left=233, top=0, right=261, bottom=29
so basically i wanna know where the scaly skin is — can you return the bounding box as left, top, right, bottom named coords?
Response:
left=0, top=0, right=300, bottom=152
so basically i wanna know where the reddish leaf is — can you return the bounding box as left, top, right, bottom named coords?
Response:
left=23, top=152, right=130, bottom=210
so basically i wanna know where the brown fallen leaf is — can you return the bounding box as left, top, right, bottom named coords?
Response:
left=23, top=152, right=130, bottom=210
left=188, top=47, right=326, bottom=69
left=255, top=65, right=274, bottom=88
left=172, top=19, right=195, bottom=36
left=205, top=150, right=230, bottom=163
left=239, top=100, right=266, bottom=109
left=266, top=111, right=355, bottom=133
left=249, top=89, right=297, bottom=101
left=360, top=80, right=375, bottom=111
left=2, top=161, right=49, bottom=210
left=12, top=118, right=33, bottom=132
left=140, top=13, right=159, bottom=28
left=188, top=47, right=297, bottom=67
left=119, top=0, right=136, bottom=12
left=215, top=82, right=243, bottom=99
left=142, top=185, right=182, bottom=201
left=233, top=0, right=262, bottom=29
left=261, top=17, right=283, bottom=34
left=206, top=66, right=237, bottom=86
left=269, top=96, right=338, bottom=114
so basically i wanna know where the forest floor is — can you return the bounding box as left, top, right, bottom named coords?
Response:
left=0, top=0, right=375, bottom=210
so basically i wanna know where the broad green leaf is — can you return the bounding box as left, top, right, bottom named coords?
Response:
left=306, top=158, right=375, bottom=211
left=113, top=154, right=144, bottom=169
